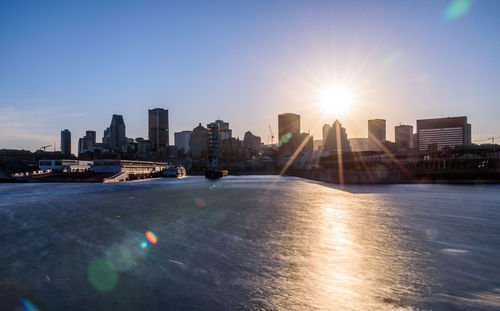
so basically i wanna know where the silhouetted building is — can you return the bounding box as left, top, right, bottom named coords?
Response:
left=416, top=116, right=471, bottom=152
left=174, top=131, right=192, bottom=155
left=78, top=130, right=97, bottom=155
left=102, top=127, right=110, bottom=147
left=61, top=129, right=71, bottom=155
left=214, top=120, right=232, bottom=142
left=368, top=119, right=386, bottom=151
left=148, top=108, right=169, bottom=150
left=298, top=133, right=314, bottom=153
left=109, top=115, right=126, bottom=152
left=349, top=138, right=369, bottom=152
left=207, top=122, right=221, bottom=171
left=323, top=120, right=351, bottom=152
left=278, top=113, right=300, bottom=156
left=243, top=131, right=261, bottom=151
left=395, top=125, right=413, bottom=150
left=189, top=123, right=208, bottom=160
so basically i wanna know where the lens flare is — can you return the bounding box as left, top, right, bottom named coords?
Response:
left=145, top=231, right=158, bottom=244
left=444, top=0, right=474, bottom=21
left=19, top=299, right=40, bottom=311
left=87, top=259, right=118, bottom=292
left=195, top=197, right=206, bottom=207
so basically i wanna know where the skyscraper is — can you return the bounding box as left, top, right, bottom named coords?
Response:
left=61, top=129, right=71, bottom=155
left=368, top=119, right=386, bottom=151
left=189, top=123, right=208, bottom=159
left=323, top=120, right=351, bottom=152
left=395, top=125, right=413, bottom=149
left=278, top=113, right=300, bottom=141
left=78, top=130, right=97, bottom=155
left=174, top=130, right=192, bottom=155
left=416, top=116, right=471, bottom=152
left=278, top=113, right=300, bottom=156
left=109, top=114, right=126, bottom=151
left=148, top=108, right=169, bottom=150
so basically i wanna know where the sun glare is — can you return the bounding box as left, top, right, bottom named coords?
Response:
left=318, top=87, right=353, bottom=116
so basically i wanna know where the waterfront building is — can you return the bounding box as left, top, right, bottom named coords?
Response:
left=174, top=131, right=192, bottom=155
left=214, top=120, right=232, bottom=142
left=278, top=113, right=301, bottom=157
left=109, top=115, right=126, bottom=152
left=206, top=122, right=221, bottom=172
left=349, top=138, right=369, bottom=152
left=323, top=120, right=351, bottom=152
left=148, top=108, right=169, bottom=150
left=416, top=116, right=471, bottom=152
left=61, top=129, right=71, bottom=155
left=189, top=123, right=208, bottom=159
left=368, top=119, right=386, bottom=151
left=395, top=125, right=414, bottom=149
left=243, top=131, right=261, bottom=151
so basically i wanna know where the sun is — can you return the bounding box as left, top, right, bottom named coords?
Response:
left=318, top=87, right=353, bottom=116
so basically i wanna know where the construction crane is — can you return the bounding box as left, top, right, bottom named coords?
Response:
left=39, top=144, right=52, bottom=151
left=267, top=124, right=275, bottom=145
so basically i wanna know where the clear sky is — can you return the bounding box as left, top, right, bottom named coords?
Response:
left=1, top=0, right=500, bottom=153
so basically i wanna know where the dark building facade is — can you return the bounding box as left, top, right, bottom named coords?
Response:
left=109, top=115, right=126, bottom=151
left=368, top=119, right=386, bottom=151
left=78, top=130, right=96, bottom=155
left=395, top=125, right=413, bottom=149
left=148, top=108, right=169, bottom=150
left=243, top=131, right=261, bottom=151
left=278, top=113, right=300, bottom=156
left=61, top=129, right=71, bottom=155
left=189, top=123, right=208, bottom=160
left=417, top=116, right=471, bottom=152
left=323, top=120, right=351, bottom=152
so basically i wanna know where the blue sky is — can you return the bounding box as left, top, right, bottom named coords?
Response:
left=1, top=0, right=500, bottom=153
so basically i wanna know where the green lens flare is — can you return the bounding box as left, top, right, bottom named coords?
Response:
left=444, top=0, right=474, bottom=21
left=87, top=259, right=118, bottom=292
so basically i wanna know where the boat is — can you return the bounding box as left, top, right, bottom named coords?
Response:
left=163, top=166, right=186, bottom=178
left=205, top=169, right=228, bottom=179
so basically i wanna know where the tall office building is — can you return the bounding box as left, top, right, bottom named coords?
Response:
left=368, top=119, right=386, bottom=151
left=174, top=130, right=192, bottom=155
left=416, top=116, right=471, bottom=152
left=206, top=122, right=221, bottom=171
left=61, top=129, right=71, bottom=155
left=85, top=130, right=96, bottom=146
left=214, top=120, right=232, bottom=142
left=78, top=130, right=97, bottom=155
left=278, top=113, right=300, bottom=141
left=395, top=125, right=413, bottom=149
left=189, top=123, right=208, bottom=159
left=323, top=120, right=351, bottom=152
left=109, top=114, right=126, bottom=151
left=148, top=108, right=169, bottom=150
left=278, top=113, right=300, bottom=156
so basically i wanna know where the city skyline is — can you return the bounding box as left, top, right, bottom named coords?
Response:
left=1, top=1, right=500, bottom=153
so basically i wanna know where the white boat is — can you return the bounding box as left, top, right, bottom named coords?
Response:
left=163, top=166, right=186, bottom=178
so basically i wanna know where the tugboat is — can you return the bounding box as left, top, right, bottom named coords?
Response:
left=205, top=121, right=228, bottom=179
left=163, top=166, right=186, bottom=178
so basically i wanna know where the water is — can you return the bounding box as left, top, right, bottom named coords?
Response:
left=1, top=176, right=499, bottom=310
